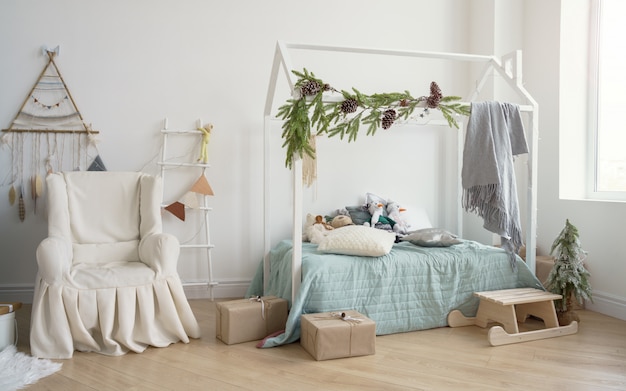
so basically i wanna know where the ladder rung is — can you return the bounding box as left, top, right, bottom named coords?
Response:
left=157, top=162, right=211, bottom=168
left=161, top=129, right=203, bottom=134
left=181, top=244, right=215, bottom=249
left=161, top=205, right=213, bottom=211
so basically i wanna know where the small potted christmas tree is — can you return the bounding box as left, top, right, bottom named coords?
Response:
left=545, top=219, right=593, bottom=325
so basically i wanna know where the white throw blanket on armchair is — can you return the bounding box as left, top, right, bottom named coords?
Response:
left=461, top=102, right=528, bottom=270
left=30, top=171, right=201, bottom=359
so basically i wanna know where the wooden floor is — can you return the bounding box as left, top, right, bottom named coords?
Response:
left=14, top=300, right=626, bottom=391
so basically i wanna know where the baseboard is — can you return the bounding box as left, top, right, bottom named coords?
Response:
left=183, top=280, right=251, bottom=300
left=585, top=290, right=626, bottom=321
left=0, top=284, right=34, bottom=304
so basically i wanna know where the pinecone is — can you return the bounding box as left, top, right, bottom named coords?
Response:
left=430, top=81, right=443, bottom=99
left=381, top=109, right=397, bottom=129
left=300, top=80, right=321, bottom=96
left=340, top=98, right=358, bottom=114
left=426, top=81, right=443, bottom=108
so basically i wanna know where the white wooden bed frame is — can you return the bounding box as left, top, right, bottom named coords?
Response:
left=263, top=41, right=539, bottom=303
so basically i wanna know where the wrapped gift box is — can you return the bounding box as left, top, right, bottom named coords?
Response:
left=216, top=296, right=288, bottom=345
left=300, top=310, right=376, bottom=361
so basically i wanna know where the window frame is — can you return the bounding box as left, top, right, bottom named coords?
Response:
left=587, top=0, right=626, bottom=201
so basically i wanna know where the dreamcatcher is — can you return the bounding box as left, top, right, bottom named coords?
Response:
left=0, top=46, right=105, bottom=221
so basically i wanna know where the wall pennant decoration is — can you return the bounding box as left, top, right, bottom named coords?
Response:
left=88, top=155, right=107, bottom=171
left=164, top=201, right=185, bottom=221
left=180, top=191, right=199, bottom=209
left=190, top=174, right=214, bottom=196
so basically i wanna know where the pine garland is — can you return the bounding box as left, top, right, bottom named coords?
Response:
left=545, top=219, right=593, bottom=312
left=277, top=69, right=470, bottom=169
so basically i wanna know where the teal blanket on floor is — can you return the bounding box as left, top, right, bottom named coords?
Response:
left=246, top=239, right=543, bottom=348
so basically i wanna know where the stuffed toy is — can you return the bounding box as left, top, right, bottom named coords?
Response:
left=314, top=215, right=334, bottom=230
left=197, top=124, right=213, bottom=163
left=365, top=202, right=384, bottom=227
left=386, top=201, right=409, bottom=234
left=303, top=214, right=334, bottom=244
left=330, top=214, right=354, bottom=228
left=364, top=202, right=396, bottom=231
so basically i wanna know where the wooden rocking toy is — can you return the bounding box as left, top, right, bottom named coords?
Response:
left=447, top=288, right=578, bottom=346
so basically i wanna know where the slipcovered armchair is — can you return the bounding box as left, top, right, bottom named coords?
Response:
left=30, top=171, right=201, bottom=358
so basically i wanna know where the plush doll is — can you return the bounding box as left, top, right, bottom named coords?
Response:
left=330, top=214, right=354, bottom=228
left=303, top=214, right=334, bottom=244
left=365, top=202, right=397, bottom=231
left=365, top=202, right=384, bottom=227
left=197, top=124, right=213, bottom=163
left=314, top=215, right=334, bottom=230
left=386, top=201, right=409, bottom=234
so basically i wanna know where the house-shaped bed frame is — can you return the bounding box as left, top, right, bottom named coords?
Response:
left=263, top=41, right=539, bottom=302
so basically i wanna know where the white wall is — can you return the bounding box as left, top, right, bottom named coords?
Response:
left=0, top=0, right=470, bottom=301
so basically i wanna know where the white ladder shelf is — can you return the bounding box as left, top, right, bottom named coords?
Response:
left=158, top=118, right=217, bottom=300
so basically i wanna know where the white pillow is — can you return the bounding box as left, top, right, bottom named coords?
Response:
left=402, top=206, right=433, bottom=231
left=317, top=225, right=396, bottom=257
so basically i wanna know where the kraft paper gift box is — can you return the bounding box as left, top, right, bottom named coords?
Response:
left=300, top=310, right=376, bottom=361
left=216, top=296, right=288, bottom=345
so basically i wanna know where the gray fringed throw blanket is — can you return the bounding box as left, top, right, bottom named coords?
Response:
left=462, top=102, right=528, bottom=270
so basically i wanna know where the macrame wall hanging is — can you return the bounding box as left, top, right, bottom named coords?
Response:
left=1, top=46, right=105, bottom=221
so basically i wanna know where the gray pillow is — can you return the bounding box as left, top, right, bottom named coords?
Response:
left=345, top=205, right=371, bottom=225
left=400, top=228, right=462, bottom=247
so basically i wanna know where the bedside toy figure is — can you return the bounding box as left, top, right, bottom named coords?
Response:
left=330, top=214, right=354, bottom=228
left=197, top=123, right=213, bottom=163
left=303, top=214, right=334, bottom=244
left=386, top=201, right=408, bottom=234
left=366, top=203, right=384, bottom=227
left=365, top=202, right=398, bottom=232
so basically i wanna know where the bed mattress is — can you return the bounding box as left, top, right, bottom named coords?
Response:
left=247, top=239, right=543, bottom=348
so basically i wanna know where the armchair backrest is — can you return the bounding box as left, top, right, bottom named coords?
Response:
left=46, top=171, right=163, bottom=265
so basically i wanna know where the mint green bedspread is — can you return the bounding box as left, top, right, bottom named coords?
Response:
left=247, top=239, right=543, bottom=348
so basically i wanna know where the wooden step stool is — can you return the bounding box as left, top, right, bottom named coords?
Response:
left=447, top=288, right=578, bottom=346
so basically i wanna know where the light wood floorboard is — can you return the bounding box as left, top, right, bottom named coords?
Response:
left=14, top=300, right=626, bottom=390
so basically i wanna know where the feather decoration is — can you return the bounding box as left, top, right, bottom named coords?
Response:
left=8, top=185, right=16, bottom=205
left=18, top=189, right=25, bottom=222
left=31, top=175, right=43, bottom=213
left=35, top=175, right=43, bottom=197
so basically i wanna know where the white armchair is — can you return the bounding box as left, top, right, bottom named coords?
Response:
left=30, top=171, right=201, bottom=358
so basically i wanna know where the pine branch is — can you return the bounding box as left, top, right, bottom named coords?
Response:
left=277, top=69, right=470, bottom=169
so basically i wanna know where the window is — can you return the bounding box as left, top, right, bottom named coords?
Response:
left=589, top=0, right=626, bottom=199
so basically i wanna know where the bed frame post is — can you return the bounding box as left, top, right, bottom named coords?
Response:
left=292, top=156, right=303, bottom=302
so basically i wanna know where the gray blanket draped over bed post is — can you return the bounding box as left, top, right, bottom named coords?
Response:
left=461, top=101, right=528, bottom=270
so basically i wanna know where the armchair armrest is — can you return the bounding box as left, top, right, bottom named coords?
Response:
left=36, top=236, right=72, bottom=284
left=139, top=233, right=180, bottom=276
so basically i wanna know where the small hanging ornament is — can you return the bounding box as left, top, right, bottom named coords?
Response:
left=31, top=175, right=43, bottom=213
left=8, top=185, right=16, bottom=205
left=18, top=188, right=25, bottom=222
